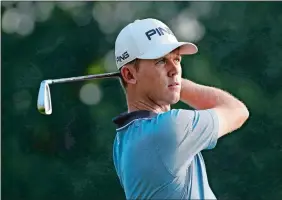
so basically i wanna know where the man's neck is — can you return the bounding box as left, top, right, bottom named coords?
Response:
left=125, top=91, right=170, bottom=113
left=127, top=101, right=170, bottom=113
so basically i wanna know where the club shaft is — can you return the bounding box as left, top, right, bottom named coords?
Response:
left=48, top=72, right=120, bottom=84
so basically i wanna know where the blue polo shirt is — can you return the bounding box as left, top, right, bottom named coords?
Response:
left=112, top=109, right=219, bottom=199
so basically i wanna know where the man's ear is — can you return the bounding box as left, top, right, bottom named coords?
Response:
left=120, top=65, right=137, bottom=85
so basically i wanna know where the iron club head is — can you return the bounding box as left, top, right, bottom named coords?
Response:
left=36, top=71, right=120, bottom=115
left=37, top=80, right=52, bottom=115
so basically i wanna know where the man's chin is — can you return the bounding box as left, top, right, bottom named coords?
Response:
left=170, top=99, right=180, bottom=105
left=169, top=96, right=180, bottom=105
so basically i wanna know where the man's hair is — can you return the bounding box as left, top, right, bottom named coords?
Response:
left=119, top=59, right=140, bottom=89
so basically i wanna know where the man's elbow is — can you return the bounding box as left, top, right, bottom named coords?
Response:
left=237, top=102, right=250, bottom=129
left=214, top=101, right=249, bottom=138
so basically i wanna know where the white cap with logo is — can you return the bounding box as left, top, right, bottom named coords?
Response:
left=114, top=18, right=198, bottom=70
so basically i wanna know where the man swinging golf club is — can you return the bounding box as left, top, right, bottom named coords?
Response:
left=112, top=18, right=249, bottom=200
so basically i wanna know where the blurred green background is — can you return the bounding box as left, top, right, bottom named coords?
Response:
left=2, top=1, right=282, bottom=200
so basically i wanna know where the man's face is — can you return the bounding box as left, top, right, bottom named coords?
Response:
left=135, top=49, right=182, bottom=106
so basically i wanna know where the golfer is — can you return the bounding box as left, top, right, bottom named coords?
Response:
left=112, top=18, right=249, bottom=200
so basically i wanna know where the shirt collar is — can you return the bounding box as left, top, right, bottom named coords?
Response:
left=112, top=110, right=158, bottom=128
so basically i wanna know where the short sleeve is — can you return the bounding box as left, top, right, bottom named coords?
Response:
left=186, top=108, right=219, bottom=150
left=154, top=109, right=219, bottom=174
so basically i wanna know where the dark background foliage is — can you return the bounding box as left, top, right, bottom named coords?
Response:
left=2, top=1, right=282, bottom=200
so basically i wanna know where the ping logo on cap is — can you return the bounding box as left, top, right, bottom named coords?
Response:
left=116, top=51, right=129, bottom=63
left=145, top=27, right=175, bottom=40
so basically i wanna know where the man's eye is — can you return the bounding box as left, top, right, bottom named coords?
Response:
left=175, top=57, right=181, bottom=63
left=156, top=59, right=166, bottom=65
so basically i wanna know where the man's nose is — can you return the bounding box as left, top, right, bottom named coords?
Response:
left=167, top=60, right=181, bottom=77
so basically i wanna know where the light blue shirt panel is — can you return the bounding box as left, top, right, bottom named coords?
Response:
left=113, top=109, right=219, bottom=199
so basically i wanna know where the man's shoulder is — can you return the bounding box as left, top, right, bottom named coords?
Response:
left=156, top=109, right=196, bottom=127
left=111, top=108, right=211, bottom=135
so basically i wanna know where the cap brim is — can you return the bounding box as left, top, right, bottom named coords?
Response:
left=137, top=42, right=198, bottom=60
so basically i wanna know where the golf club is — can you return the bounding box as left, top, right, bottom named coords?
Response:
left=37, top=71, right=121, bottom=115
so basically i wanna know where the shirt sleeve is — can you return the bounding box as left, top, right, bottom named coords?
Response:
left=154, top=108, right=219, bottom=174
left=184, top=108, right=219, bottom=150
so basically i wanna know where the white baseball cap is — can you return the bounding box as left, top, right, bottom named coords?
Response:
left=114, top=18, right=198, bottom=70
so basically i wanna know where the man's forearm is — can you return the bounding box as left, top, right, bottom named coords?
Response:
left=180, top=78, right=244, bottom=110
